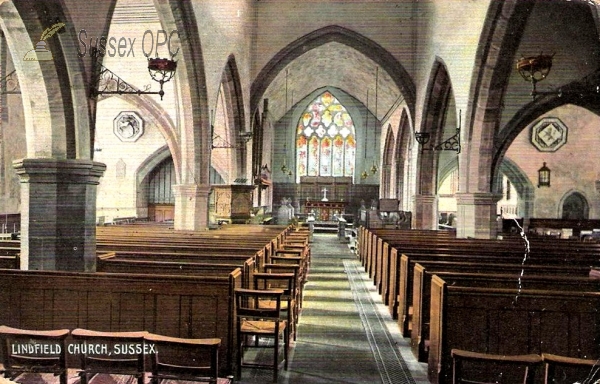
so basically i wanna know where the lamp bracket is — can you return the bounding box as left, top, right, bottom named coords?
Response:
left=416, top=127, right=461, bottom=154
left=90, top=63, right=156, bottom=99
left=212, top=130, right=252, bottom=149
left=90, top=48, right=173, bottom=100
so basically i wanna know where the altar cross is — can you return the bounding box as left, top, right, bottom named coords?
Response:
left=321, top=187, right=329, bottom=202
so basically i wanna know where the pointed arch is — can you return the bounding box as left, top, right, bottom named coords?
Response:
left=559, top=190, right=590, bottom=220
left=417, top=59, right=453, bottom=196
left=462, top=0, right=533, bottom=192
left=152, top=0, right=210, bottom=186
left=496, top=157, right=535, bottom=220
left=396, top=108, right=413, bottom=210
left=0, top=0, right=81, bottom=158
left=211, top=54, right=248, bottom=183
left=381, top=125, right=395, bottom=198
left=251, top=25, right=415, bottom=119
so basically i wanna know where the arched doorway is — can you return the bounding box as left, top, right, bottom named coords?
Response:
left=147, top=158, right=175, bottom=222
left=561, top=192, right=589, bottom=220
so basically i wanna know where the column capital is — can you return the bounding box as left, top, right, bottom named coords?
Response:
left=455, top=192, right=503, bottom=205
left=172, top=183, right=212, bottom=197
left=13, top=158, right=106, bottom=184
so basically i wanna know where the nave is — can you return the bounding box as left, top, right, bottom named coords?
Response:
left=239, top=233, right=428, bottom=384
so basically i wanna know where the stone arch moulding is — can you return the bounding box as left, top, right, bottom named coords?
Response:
left=0, top=0, right=69, bottom=158
left=219, top=54, right=247, bottom=179
left=104, top=93, right=182, bottom=183
left=492, top=90, right=600, bottom=184
left=250, top=25, right=416, bottom=120
left=381, top=124, right=395, bottom=198
left=495, top=157, right=535, bottom=220
left=463, top=0, right=532, bottom=193
left=396, top=107, right=414, bottom=209
left=416, top=58, right=453, bottom=197
left=152, top=0, right=210, bottom=186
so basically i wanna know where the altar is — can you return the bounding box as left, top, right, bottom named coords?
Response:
left=304, top=200, right=347, bottom=221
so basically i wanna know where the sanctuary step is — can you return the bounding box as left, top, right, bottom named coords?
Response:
left=312, top=221, right=339, bottom=233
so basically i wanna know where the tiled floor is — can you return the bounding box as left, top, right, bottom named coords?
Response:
left=238, top=233, right=429, bottom=383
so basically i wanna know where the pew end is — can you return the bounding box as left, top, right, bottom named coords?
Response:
left=0, top=325, right=69, bottom=384
left=542, top=353, right=600, bottom=384
left=70, top=328, right=148, bottom=384
left=451, top=349, right=543, bottom=384
left=144, top=333, right=232, bottom=384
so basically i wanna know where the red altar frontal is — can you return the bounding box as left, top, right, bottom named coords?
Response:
left=304, top=201, right=347, bottom=221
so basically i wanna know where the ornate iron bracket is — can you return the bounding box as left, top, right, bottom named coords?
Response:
left=89, top=48, right=175, bottom=100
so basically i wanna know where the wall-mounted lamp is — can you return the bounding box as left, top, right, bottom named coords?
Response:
left=360, top=170, right=369, bottom=180
left=538, top=162, right=551, bottom=188
left=90, top=50, right=177, bottom=101
left=517, top=53, right=600, bottom=100
left=414, top=111, right=461, bottom=153
left=370, top=160, right=378, bottom=175
left=517, top=53, right=553, bottom=99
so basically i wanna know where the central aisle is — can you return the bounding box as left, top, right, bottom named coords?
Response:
left=239, top=233, right=429, bottom=383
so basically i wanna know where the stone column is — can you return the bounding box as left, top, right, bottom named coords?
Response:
left=172, top=184, right=211, bottom=231
left=412, top=194, right=437, bottom=230
left=456, top=193, right=503, bottom=239
left=13, top=159, right=106, bottom=271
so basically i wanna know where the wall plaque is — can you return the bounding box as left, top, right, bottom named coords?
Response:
left=114, top=111, right=144, bottom=142
left=530, top=117, right=567, bottom=152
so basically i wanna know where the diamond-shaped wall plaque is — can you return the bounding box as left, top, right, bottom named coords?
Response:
left=530, top=117, right=567, bottom=152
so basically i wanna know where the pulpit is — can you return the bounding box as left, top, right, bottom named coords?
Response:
left=211, top=185, right=255, bottom=224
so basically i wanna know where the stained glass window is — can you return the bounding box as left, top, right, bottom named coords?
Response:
left=296, top=91, right=356, bottom=181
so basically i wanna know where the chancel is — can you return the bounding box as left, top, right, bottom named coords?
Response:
left=0, top=1, right=600, bottom=383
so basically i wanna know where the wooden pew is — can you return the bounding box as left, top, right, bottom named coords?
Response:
left=451, top=349, right=542, bottom=384
left=97, top=253, right=256, bottom=290
left=0, top=255, right=19, bottom=269
left=428, top=275, right=600, bottom=384
left=0, top=269, right=242, bottom=377
left=412, top=264, right=598, bottom=362
left=396, top=248, right=600, bottom=336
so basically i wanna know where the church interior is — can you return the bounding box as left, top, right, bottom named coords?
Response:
left=0, top=0, right=600, bottom=383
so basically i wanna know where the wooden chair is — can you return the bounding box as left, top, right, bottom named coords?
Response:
left=70, top=328, right=147, bottom=384
left=234, top=288, right=289, bottom=383
left=262, top=263, right=302, bottom=338
left=543, top=353, right=600, bottom=384
left=253, top=271, right=297, bottom=343
left=144, top=333, right=232, bottom=384
left=451, top=349, right=542, bottom=384
left=0, top=325, right=69, bottom=384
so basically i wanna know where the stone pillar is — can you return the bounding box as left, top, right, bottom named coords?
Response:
left=456, top=193, right=503, bottom=239
left=412, top=194, right=437, bottom=230
left=173, top=184, right=211, bottom=231
left=13, top=159, right=106, bottom=271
